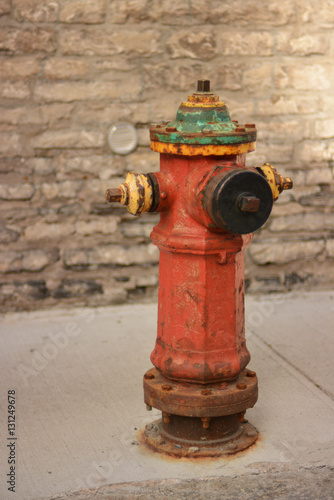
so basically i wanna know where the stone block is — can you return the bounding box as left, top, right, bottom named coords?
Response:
left=0, top=107, right=43, bottom=125
left=58, top=202, right=82, bottom=215
left=125, top=150, right=158, bottom=174
left=256, top=120, right=303, bottom=142
left=0, top=58, right=41, bottom=78
left=91, top=57, right=137, bottom=73
left=136, top=274, right=158, bottom=287
left=59, top=0, right=105, bottom=24
left=0, top=248, right=58, bottom=273
left=41, top=180, right=83, bottom=199
left=320, top=95, right=334, bottom=113
left=243, top=63, right=272, bottom=92
left=0, top=280, right=49, bottom=302
left=317, top=1, right=334, bottom=27
left=110, top=0, right=190, bottom=24
left=143, top=62, right=207, bottom=92
left=86, top=177, right=124, bottom=195
left=223, top=97, right=254, bottom=120
left=274, top=65, right=290, bottom=89
left=0, top=182, right=34, bottom=200
left=271, top=203, right=306, bottom=217
left=314, top=119, right=334, bottom=139
left=0, top=27, right=56, bottom=53
left=0, top=81, right=30, bottom=100
left=59, top=28, right=161, bottom=56
left=75, top=217, right=119, bottom=236
left=0, top=133, right=23, bottom=157
left=326, top=239, right=334, bottom=257
left=299, top=188, right=334, bottom=207
left=109, top=0, right=150, bottom=23
left=0, top=226, right=21, bottom=243
left=121, top=221, right=154, bottom=238
left=23, top=221, right=75, bottom=240
left=64, top=243, right=159, bottom=267
left=32, top=158, right=54, bottom=175
left=300, top=141, right=334, bottom=163
left=150, top=0, right=191, bottom=24
left=248, top=143, right=293, bottom=165
left=166, top=30, right=217, bottom=59
left=136, top=128, right=150, bottom=147
left=291, top=186, right=322, bottom=203
left=44, top=58, right=89, bottom=79
left=218, top=31, right=274, bottom=56
left=291, top=65, right=333, bottom=90
left=74, top=102, right=150, bottom=125
left=270, top=213, right=334, bottom=232
left=53, top=279, right=102, bottom=298
left=208, top=0, right=296, bottom=26
left=188, top=0, right=211, bottom=23
left=32, top=129, right=105, bottom=149
left=215, top=65, right=243, bottom=91
left=150, top=93, right=185, bottom=122
left=304, top=167, right=333, bottom=185
left=34, top=79, right=141, bottom=102
left=13, top=0, right=59, bottom=22
left=0, top=0, right=10, bottom=16
left=257, top=95, right=319, bottom=115
left=55, top=154, right=124, bottom=178
left=249, top=239, right=325, bottom=265
left=40, top=103, right=75, bottom=126
left=98, top=285, right=127, bottom=305
left=277, top=32, right=328, bottom=55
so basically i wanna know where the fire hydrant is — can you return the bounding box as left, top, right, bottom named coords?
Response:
left=106, top=81, right=292, bottom=457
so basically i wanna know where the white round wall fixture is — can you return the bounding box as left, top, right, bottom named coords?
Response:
left=107, top=122, right=138, bottom=155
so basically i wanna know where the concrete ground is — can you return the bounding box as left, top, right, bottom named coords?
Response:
left=0, top=290, right=333, bottom=500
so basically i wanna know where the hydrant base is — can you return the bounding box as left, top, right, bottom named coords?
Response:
left=144, top=368, right=258, bottom=418
left=141, top=418, right=258, bottom=458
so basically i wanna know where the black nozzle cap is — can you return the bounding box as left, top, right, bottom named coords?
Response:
left=206, top=169, right=274, bottom=235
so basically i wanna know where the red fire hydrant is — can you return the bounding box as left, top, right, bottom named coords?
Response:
left=106, top=81, right=292, bottom=457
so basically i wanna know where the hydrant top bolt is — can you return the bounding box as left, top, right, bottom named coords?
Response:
left=197, top=79, right=211, bottom=92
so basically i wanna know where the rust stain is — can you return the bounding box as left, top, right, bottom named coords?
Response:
left=150, top=141, right=256, bottom=156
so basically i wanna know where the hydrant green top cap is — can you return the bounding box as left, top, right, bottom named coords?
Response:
left=150, top=80, right=257, bottom=156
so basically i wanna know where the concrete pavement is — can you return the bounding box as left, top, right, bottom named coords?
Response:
left=0, top=291, right=333, bottom=499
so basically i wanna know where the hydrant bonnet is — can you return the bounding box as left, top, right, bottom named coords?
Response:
left=150, top=80, right=257, bottom=156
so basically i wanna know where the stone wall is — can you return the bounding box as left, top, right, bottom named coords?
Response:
left=0, top=0, right=333, bottom=311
